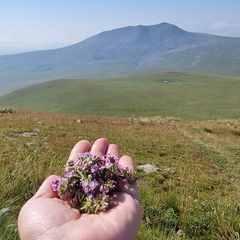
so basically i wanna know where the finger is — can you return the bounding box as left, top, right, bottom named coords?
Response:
left=119, top=155, right=135, bottom=171
left=118, top=156, right=139, bottom=200
left=68, top=140, right=91, bottom=161
left=107, top=144, right=121, bottom=159
left=33, top=175, right=59, bottom=199
left=90, top=138, right=109, bottom=157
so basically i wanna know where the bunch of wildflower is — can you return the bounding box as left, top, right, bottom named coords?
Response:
left=52, top=152, right=137, bottom=214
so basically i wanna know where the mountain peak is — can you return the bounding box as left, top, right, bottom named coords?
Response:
left=1, top=22, right=240, bottom=96
left=156, top=22, right=179, bottom=28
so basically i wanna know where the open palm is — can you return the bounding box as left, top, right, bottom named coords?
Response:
left=18, top=138, right=141, bottom=240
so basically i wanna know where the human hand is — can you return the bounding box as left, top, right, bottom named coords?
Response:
left=18, top=138, right=141, bottom=240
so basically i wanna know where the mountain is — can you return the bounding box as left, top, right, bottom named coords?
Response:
left=1, top=22, right=240, bottom=96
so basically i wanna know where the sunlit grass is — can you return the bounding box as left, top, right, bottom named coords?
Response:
left=0, top=110, right=240, bottom=239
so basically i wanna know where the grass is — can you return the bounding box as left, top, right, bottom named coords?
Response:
left=1, top=71, right=240, bottom=120
left=0, top=110, right=240, bottom=239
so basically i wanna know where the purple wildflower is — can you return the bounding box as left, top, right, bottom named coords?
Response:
left=89, top=181, right=99, bottom=191
left=99, top=185, right=105, bottom=193
left=52, top=178, right=60, bottom=192
left=64, top=169, right=74, bottom=178
left=51, top=151, right=137, bottom=214
left=82, top=180, right=89, bottom=194
left=88, top=193, right=94, bottom=199
left=91, top=164, right=99, bottom=176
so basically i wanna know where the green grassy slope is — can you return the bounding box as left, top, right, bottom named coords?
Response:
left=1, top=71, right=240, bottom=120
left=155, top=38, right=240, bottom=76
left=1, top=110, right=240, bottom=239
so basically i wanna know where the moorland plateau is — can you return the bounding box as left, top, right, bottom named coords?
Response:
left=0, top=71, right=240, bottom=121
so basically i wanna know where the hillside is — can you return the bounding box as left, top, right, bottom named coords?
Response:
left=1, top=110, right=240, bottom=239
left=1, top=71, right=240, bottom=120
left=1, top=22, right=240, bottom=96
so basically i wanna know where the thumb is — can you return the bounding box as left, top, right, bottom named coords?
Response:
left=33, top=175, right=59, bottom=199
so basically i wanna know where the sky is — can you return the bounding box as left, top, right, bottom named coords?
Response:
left=1, top=0, right=240, bottom=55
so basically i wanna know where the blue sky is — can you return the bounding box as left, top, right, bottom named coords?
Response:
left=1, top=0, right=240, bottom=54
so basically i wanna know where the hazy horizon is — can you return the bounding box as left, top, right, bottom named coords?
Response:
left=1, top=1, right=240, bottom=55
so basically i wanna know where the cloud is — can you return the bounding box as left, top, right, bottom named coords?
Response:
left=210, top=21, right=229, bottom=31
left=208, top=21, right=240, bottom=37
left=182, top=20, right=240, bottom=38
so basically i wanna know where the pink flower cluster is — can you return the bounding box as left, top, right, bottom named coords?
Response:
left=52, top=152, right=136, bottom=214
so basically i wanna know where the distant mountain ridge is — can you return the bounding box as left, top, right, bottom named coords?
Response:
left=1, top=22, right=240, bottom=96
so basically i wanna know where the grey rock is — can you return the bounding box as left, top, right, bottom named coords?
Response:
left=132, top=118, right=140, bottom=124
left=137, top=164, right=163, bottom=174
left=11, top=132, right=38, bottom=137
left=0, top=207, right=10, bottom=216
left=165, top=168, right=176, bottom=174
left=33, top=128, right=41, bottom=133
left=76, top=119, right=83, bottom=123
left=176, top=229, right=184, bottom=237
left=25, top=142, right=34, bottom=147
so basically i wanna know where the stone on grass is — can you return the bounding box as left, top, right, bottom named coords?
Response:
left=137, top=164, right=163, bottom=174
left=12, top=132, right=38, bottom=137
left=25, top=142, right=34, bottom=147
left=165, top=168, right=176, bottom=174
left=0, top=207, right=10, bottom=216
left=76, top=119, right=83, bottom=123
left=176, top=229, right=184, bottom=237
